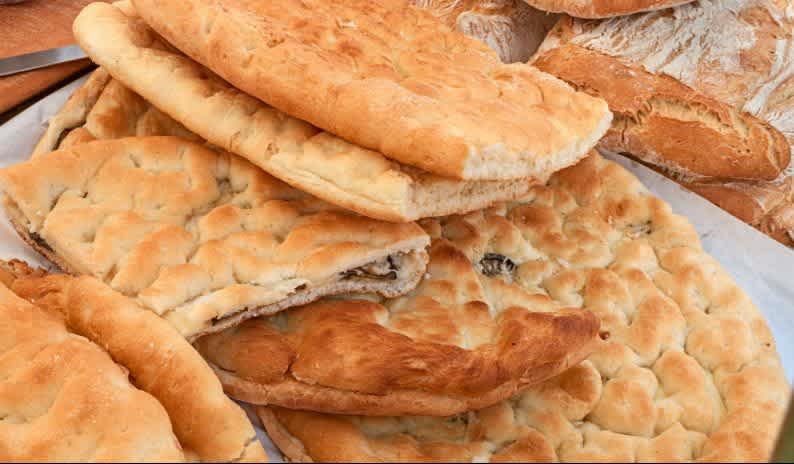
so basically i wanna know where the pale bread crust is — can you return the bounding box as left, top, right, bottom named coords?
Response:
left=130, top=0, right=612, bottom=180
left=534, top=2, right=794, bottom=245
left=195, top=239, right=599, bottom=416
left=70, top=3, right=541, bottom=222
left=9, top=273, right=267, bottom=462
left=414, top=0, right=559, bottom=63
left=0, top=136, right=430, bottom=339
left=0, top=281, right=186, bottom=462
left=257, top=153, right=788, bottom=462
left=522, top=0, right=694, bottom=18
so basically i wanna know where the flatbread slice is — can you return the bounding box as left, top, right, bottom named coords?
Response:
left=0, top=261, right=266, bottom=462
left=69, top=3, right=541, bottom=222
left=127, top=0, right=611, bottom=181
left=256, top=152, right=789, bottom=461
left=195, top=238, right=599, bottom=416
left=0, top=136, right=430, bottom=339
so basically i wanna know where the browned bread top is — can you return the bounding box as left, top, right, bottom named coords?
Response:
left=196, top=238, right=599, bottom=416
left=521, top=0, right=695, bottom=18
left=256, top=152, right=788, bottom=462
left=130, top=0, right=611, bottom=180
left=0, top=136, right=430, bottom=339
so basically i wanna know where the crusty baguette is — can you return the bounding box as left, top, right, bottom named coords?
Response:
left=533, top=43, right=789, bottom=181
left=686, top=179, right=794, bottom=247
left=522, top=0, right=694, bottom=18
left=533, top=2, right=794, bottom=245
left=130, top=0, right=611, bottom=180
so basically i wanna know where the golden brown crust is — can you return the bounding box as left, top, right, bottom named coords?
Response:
left=522, top=0, right=694, bottom=18
left=685, top=180, right=794, bottom=247
left=0, top=280, right=187, bottom=462
left=196, top=240, right=599, bottom=416
left=130, top=0, right=611, bottom=180
left=31, top=68, right=112, bottom=158
left=257, top=152, right=788, bottom=462
left=534, top=2, right=794, bottom=245
left=10, top=274, right=268, bottom=462
left=71, top=3, right=543, bottom=222
left=533, top=43, right=789, bottom=181
left=0, top=136, right=430, bottom=339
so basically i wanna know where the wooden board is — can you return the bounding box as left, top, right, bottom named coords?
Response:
left=0, top=0, right=102, bottom=114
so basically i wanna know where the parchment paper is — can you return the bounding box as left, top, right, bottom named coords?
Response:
left=1, top=76, right=792, bottom=462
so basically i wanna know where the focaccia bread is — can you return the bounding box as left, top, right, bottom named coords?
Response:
left=129, top=0, right=611, bottom=181
left=532, top=1, right=794, bottom=245
left=415, top=0, right=559, bottom=63
left=521, top=0, right=694, bottom=18
left=256, top=152, right=789, bottom=462
left=32, top=68, right=200, bottom=158
left=195, top=239, right=599, bottom=416
left=0, top=261, right=266, bottom=462
left=0, top=137, right=430, bottom=339
left=71, top=2, right=542, bottom=222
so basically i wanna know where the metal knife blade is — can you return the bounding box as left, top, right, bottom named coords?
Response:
left=0, top=45, right=87, bottom=78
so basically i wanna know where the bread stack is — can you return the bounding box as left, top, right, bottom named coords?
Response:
left=0, top=0, right=788, bottom=462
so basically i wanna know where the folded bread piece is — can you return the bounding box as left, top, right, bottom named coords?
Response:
left=521, top=0, right=695, bottom=18
left=415, top=0, right=559, bottom=63
left=256, top=152, right=789, bottom=462
left=195, top=239, right=599, bottom=416
left=532, top=1, right=794, bottom=244
left=71, top=3, right=549, bottom=222
left=128, top=0, right=611, bottom=181
left=0, top=137, right=429, bottom=339
left=0, top=260, right=266, bottom=462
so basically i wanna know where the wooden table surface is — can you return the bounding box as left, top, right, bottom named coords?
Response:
left=0, top=0, right=100, bottom=117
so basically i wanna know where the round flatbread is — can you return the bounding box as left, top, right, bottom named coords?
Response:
left=195, top=237, right=599, bottom=416
left=256, top=152, right=789, bottom=462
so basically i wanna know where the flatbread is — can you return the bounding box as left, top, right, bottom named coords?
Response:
left=32, top=68, right=201, bottom=158
left=195, top=239, right=599, bottom=416
left=521, top=0, right=695, bottom=18
left=256, top=152, right=789, bottom=462
left=0, top=261, right=267, bottom=462
left=0, top=136, right=430, bottom=339
left=69, top=3, right=541, bottom=222
left=128, top=0, right=611, bottom=181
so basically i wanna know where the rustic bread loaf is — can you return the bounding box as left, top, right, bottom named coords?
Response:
left=521, top=0, right=695, bottom=18
left=533, top=0, right=794, bottom=245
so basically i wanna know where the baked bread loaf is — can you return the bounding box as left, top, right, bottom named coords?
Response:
left=129, top=0, right=611, bottom=180
left=0, top=136, right=430, bottom=339
left=415, top=0, right=558, bottom=63
left=256, top=152, right=789, bottom=462
left=195, top=239, right=599, bottom=416
left=0, top=261, right=266, bottom=462
left=71, top=3, right=546, bottom=222
left=533, top=1, right=794, bottom=245
left=521, top=0, right=695, bottom=18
